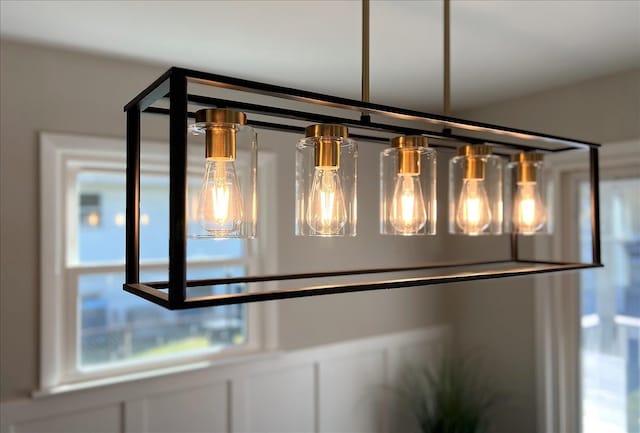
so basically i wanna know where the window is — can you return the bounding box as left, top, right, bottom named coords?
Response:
left=535, top=141, right=640, bottom=433
left=40, top=133, right=276, bottom=389
left=580, top=176, right=640, bottom=433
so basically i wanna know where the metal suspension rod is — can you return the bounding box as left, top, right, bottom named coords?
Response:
left=362, top=0, right=370, bottom=108
left=444, top=0, right=451, bottom=115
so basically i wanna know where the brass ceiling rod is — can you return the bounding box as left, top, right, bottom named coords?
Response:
left=361, top=0, right=370, bottom=120
left=444, top=0, right=451, bottom=116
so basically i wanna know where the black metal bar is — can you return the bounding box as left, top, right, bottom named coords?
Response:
left=144, top=259, right=513, bottom=289
left=186, top=94, right=419, bottom=134
left=125, top=108, right=140, bottom=284
left=518, top=259, right=603, bottom=267
left=123, top=284, right=170, bottom=309
left=168, top=70, right=189, bottom=307
left=178, top=67, right=600, bottom=150
left=146, top=95, right=546, bottom=153
left=245, top=120, right=409, bottom=148
left=182, top=94, right=546, bottom=153
left=143, top=106, right=461, bottom=149
left=124, top=68, right=173, bottom=112
left=590, top=148, right=602, bottom=264
left=173, top=262, right=601, bottom=308
left=510, top=176, right=518, bottom=260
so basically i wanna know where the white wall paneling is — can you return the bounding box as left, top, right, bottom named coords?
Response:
left=0, top=326, right=449, bottom=433
left=12, top=404, right=122, bottom=433
left=318, top=350, right=386, bottom=433
left=144, top=383, right=229, bottom=433
left=244, top=365, right=315, bottom=433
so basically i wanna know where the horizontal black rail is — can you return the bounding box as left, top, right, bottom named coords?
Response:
left=183, top=94, right=551, bottom=153
left=143, top=106, right=415, bottom=147
left=144, top=259, right=513, bottom=289
left=143, top=105, right=521, bottom=154
left=123, top=283, right=169, bottom=308
left=124, top=261, right=601, bottom=309
left=144, top=99, right=561, bottom=154
left=126, top=67, right=600, bottom=150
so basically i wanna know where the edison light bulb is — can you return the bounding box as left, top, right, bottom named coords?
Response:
left=307, top=167, right=347, bottom=235
left=456, top=179, right=492, bottom=235
left=513, top=182, right=546, bottom=234
left=197, top=160, right=244, bottom=235
left=390, top=174, right=427, bottom=233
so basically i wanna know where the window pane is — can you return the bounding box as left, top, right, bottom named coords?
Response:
left=78, top=267, right=247, bottom=369
left=75, top=170, right=244, bottom=264
left=580, top=178, right=640, bottom=433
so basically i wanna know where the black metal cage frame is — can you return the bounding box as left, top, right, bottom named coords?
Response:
left=124, top=66, right=602, bottom=309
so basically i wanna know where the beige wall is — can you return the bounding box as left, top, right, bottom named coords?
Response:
left=447, top=69, right=640, bottom=433
left=0, top=40, right=445, bottom=402
left=460, top=69, right=640, bottom=143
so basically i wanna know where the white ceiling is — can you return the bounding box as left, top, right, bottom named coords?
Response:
left=1, top=0, right=639, bottom=112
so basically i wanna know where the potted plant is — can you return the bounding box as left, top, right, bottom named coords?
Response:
left=393, top=355, right=501, bottom=433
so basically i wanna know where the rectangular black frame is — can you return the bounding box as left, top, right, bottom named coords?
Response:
left=124, top=67, right=602, bottom=309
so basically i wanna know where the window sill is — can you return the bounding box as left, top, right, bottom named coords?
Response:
left=32, top=350, right=283, bottom=399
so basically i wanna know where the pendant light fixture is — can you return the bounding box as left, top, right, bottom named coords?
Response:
left=122, top=0, right=602, bottom=309
left=380, top=135, right=436, bottom=235
left=449, top=144, right=503, bottom=235
left=189, top=108, right=257, bottom=239
left=508, top=152, right=548, bottom=235
left=296, top=124, right=357, bottom=237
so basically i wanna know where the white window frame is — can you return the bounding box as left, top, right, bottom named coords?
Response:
left=39, top=132, right=278, bottom=393
left=534, top=140, right=640, bottom=433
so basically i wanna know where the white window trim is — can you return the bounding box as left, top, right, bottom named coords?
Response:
left=534, top=139, right=640, bottom=433
left=39, top=132, right=278, bottom=394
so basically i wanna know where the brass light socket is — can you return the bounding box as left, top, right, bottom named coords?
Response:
left=398, top=149, right=420, bottom=175
left=195, top=109, right=247, bottom=161
left=511, top=152, right=543, bottom=183
left=305, top=124, right=348, bottom=139
left=391, top=135, right=428, bottom=175
left=315, top=139, right=340, bottom=168
left=306, top=124, right=348, bottom=168
left=458, top=144, right=491, bottom=180
left=464, top=158, right=485, bottom=180
left=457, top=144, right=492, bottom=157
left=518, top=163, right=537, bottom=183
left=390, top=135, right=429, bottom=149
left=195, top=108, right=246, bottom=125
left=206, top=127, right=236, bottom=161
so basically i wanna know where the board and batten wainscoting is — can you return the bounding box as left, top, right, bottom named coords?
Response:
left=0, top=326, right=449, bottom=433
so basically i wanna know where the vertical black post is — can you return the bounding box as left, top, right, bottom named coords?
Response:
left=168, top=70, right=189, bottom=308
left=590, top=148, right=601, bottom=265
left=125, top=107, right=140, bottom=284
left=509, top=171, right=518, bottom=261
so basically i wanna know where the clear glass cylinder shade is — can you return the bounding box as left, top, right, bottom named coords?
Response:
left=187, top=123, right=257, bottom=239
left=507, top=159, right=550, bottom=235
left=380, top=146, right=436, bottom=235
left=449, top=153, right=503, bottom=235
left=295, top=136, right=357, bottom=237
